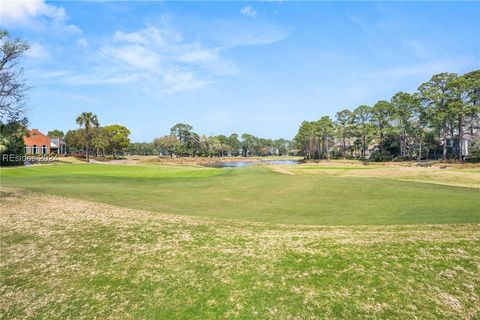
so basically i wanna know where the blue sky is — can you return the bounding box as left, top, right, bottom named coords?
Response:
left=2, top=1, right=479, bottom=141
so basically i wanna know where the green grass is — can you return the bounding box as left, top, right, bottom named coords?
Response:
left=1, top=163, right=479, bottom=225
left=1, top=188, right=479, bottom=319
left=1, top=164, right=479, bottom=319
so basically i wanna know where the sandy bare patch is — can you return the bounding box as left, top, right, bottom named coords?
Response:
left=269, top=166, right=295, bottom=175
left=295, top=165, right=480, bottom=188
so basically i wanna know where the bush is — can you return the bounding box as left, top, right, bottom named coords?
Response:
left=370, top=151, right=394, bottom=162
left=464, top=156, right=480, bottom=163
left=0, top=119, right=27, bottom=166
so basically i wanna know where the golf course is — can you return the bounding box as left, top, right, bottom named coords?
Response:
left=1, top=161, right=479, bottom=319
left=1, top=1, right=479, bottom=318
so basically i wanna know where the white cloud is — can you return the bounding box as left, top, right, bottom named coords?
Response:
left=101, top=45, right=161, bottom=70
left=25, top=42, right=50, bottom=60
left=113, top=27, right=182, bottom=46
left=162, top=71, right=211, bottom=93
left=90, top=26, right=232, bottom=93
left=1, top=0, right=66, bottom=24
left=179, top=49, right=219, bottom=63
left=227, top=30, right=287, bottom=47
left=240, top=6, right=257, bottom=18
left=61, top=23, right=285, bottom=93
left=1, top=0, right=81, bottom=36
left=29, top=19, right=286, bottom=95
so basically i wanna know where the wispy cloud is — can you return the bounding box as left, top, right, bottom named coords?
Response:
left=2, top=0, right=81, bottom=36
left=226, top=29, right=287, bottom=47
left=218, top=21, right=288, bottom=48
left=41, top=20, right=286, bottom=94
left=62, top=73, right=140, bottom=86
left=25, top=42, right=51, bottom=60
left=21, top=1, right=288, bottom=96
left=92, top=26, right=230, bottom=92
left=241, top=6, right=257, bottom=18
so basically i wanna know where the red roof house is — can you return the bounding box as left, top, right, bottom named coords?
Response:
left=23, top=129, right=66, bottom=155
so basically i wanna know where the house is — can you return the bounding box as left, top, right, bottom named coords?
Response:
left=23, top=129, right=67, bottom=155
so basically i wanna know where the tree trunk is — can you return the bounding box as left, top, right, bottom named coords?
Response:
left=442, top=128, right=447, bottom=161
left=320, top=139, right=324, bottom=160
left=85, top=129, right=90, bottom=163
left=362, top=134, right=366, bottom=160
left=326, top=139, right=330, bottom=160
left=317, top=138, right=321, bottom=160
left=399, top=127, right=404, bottom=158
left=379, top=128, right=384, bottom=153
left=417, top=142, right=422, bottom=162
left=458, top=117, right=463, bottom=162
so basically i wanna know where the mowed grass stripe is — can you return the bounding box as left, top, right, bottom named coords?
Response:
left=1, top=163, right=479, bottom=225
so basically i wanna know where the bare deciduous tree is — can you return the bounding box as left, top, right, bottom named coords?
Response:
left=0, top=30, right=30, bottom=121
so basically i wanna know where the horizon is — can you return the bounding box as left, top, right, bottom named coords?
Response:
left=2, top=0, right=479, bottom=142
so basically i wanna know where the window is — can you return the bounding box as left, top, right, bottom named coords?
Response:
left=31, top=145, right=38, bottom=154
left=25, top=146, right=30, bottom=154
left=41, top=145, right=48, bottom=154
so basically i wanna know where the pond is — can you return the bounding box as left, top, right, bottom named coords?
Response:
left=205, top=159, right=302, bottom=168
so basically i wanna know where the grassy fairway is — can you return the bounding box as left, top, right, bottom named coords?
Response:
left=1, top=187, right=479, bottom=319
left=1, top=164, right=479, bottom=319
left=1, top=163, right=479, bottom=225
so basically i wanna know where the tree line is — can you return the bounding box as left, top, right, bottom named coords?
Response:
left=151, top=123, right=293, bottom=157
left=295, top=70, right=480, bottom=162
left=64, top=119, right=294, bottom=160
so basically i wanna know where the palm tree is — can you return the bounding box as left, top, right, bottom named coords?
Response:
left=76, top=112, right=99, bottom=162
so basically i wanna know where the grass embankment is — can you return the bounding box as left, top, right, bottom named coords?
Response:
left=1, top=187, right=479, bottom=319
left=1, top=163, right=479, bottom=225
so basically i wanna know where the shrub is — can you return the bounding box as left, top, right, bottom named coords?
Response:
left=370, top=151, right=394, bottom=162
